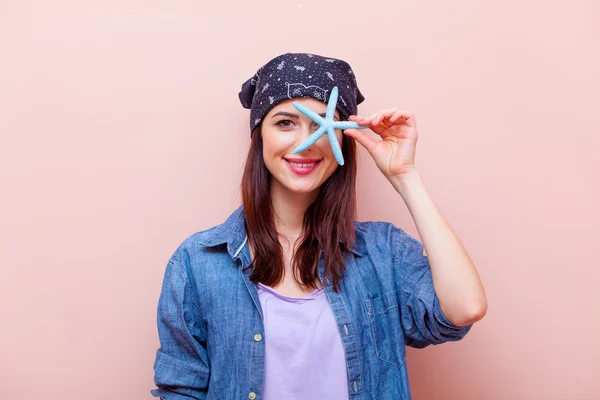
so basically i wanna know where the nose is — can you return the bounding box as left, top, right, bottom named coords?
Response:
left=294, top=122, right=319, bottom=152
left=301, top=121, right=316, bottom=139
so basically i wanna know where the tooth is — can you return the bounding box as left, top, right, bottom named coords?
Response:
left=289, top=161, right=316, bottom=167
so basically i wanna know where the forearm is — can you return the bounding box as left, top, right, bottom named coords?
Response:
left=390, top=169, right=487, bottom=326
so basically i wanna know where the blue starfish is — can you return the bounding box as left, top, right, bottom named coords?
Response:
left=292, top=86, right=368, bottom=166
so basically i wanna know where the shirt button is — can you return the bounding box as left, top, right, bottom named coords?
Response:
left=248, top=392, right=257, bottom=400
left=254, top=333, right=262, bottom=342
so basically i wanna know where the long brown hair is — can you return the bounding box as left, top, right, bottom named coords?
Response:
left=240, top=123, right=358, bottom=292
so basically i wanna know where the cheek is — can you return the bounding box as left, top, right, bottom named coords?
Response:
left=262, top=144, right=281, bottom=174
left=322, top=160, right=340, bottom=181
left=261, top=132, right=291, bottom=175
left=263, top=130, right=295, bottom=153
left=262, top=133, right=280, bottom=157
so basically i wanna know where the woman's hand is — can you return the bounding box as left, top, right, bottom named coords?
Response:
left=344, top=109, right=419, bottom=179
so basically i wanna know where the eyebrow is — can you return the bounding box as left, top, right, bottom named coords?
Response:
left=271, top=111, right=338, bottom=120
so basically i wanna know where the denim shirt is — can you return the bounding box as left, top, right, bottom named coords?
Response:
left=151, top=205, right=473, bottom=400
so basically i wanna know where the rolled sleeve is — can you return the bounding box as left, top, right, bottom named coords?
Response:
left=151, top=256, right=210, bottom=399
left=392, top=226, right=473, bottom=348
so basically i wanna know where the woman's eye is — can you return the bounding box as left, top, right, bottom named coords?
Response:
left=276, top=119, right=294, bottom=128
left=275, top=119, right=320, bottom=130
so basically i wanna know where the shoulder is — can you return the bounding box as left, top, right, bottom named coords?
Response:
left=165, top=221, right=232, bottom=275
left=354, top=219, right=416, bottom=245
left=170, top=205, right=245, bottom=261
left=355, top=220, right=395, bottom=237
left=354, top=219, right=424, bottom=258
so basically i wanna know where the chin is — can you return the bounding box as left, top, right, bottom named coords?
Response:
left=286, top=183, right=320, bottom=194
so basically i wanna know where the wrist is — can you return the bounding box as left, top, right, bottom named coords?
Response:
left=390, top=168, right=423, bottom=196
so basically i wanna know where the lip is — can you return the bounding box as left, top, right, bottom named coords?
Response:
left=284, top=158, right=322, bottom=175
left=284, top=157, right=322, bottom=163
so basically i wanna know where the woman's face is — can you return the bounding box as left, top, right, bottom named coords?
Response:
left=260, top=98, right=343, bottom=197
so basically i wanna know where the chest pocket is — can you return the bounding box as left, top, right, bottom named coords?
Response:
left=364, top=290, right=406, bottom=368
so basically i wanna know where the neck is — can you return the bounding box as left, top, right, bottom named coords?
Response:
left=270, top=181, right=319, bottom=238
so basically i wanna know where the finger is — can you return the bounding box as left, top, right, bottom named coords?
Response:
left=372, top=110, right=416, bottom=136
left=366, top=112, right=391, bottom=135
left=388, top=110, right=416, bottom=127
left=367, top=109, right=395, bottom=125
left=353, top=111, right=395, bottom=135
left=348, top=115, right=370, bottom=127
left=354, top=111, right=379, bottom=124
left=352, top=112, right=378, bottom=130
left=374, top=109, right=407, bottom=126
left=343, top=128, right=378, bottom=154
left=374, top=109, right=398, bottom=122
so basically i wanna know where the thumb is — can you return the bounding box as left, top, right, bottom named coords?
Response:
left=344, top=128, right=377, bottom=154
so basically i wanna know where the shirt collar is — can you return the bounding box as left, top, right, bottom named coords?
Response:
left=197, top=204, right=362, bottom=259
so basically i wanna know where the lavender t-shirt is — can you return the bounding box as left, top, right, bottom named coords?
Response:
left=256, top=282, right=349, bottom=399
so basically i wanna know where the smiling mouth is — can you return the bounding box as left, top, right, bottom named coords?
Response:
left=285, top=160, right=322, bottom=167
left=283, top=158, right=323, bottom=174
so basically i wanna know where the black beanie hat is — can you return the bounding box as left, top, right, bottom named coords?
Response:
left=239, top=52, right=365, bottom=135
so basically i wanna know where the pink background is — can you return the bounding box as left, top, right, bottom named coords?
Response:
left=1, top=1, right=598, bottom=399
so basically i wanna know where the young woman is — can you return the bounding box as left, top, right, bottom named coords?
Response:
left=151, top=52, right=487, bottom=400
